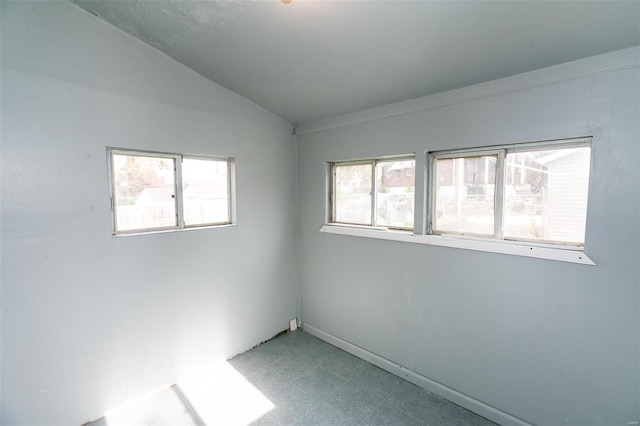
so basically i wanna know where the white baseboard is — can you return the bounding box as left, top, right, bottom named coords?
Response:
left=303, top=323, right=532, bottom=426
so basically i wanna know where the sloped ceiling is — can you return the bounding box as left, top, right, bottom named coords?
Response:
left=71, top=0, right=640, bottom=125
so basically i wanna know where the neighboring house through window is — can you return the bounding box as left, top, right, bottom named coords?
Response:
left=330, top=156, right=416, bottom=230
left=429, top=137, right=591, bottom=246
left=323, top=137, right=593, bottom=263
left=108, top=148, right=235, bottom=235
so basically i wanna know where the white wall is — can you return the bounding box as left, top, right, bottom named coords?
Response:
left=1, top=2, right=296, bottom=424
left=296, top=48, right=639, bottom=425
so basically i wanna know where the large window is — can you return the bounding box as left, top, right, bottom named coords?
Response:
left=430, top=138, right=591, bottom=246
left=323, top=138, right=593, bottom=263
left=108, top=148, right=234, bottom=234
left=330, top=156, right=415, bottom=230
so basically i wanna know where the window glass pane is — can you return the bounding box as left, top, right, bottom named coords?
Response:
left=376, top=160, right=415, bottom=229
left=434, top=156, right=496, bottom=235
left=112, top=154, right=177, bottom=232
left=504, top=147, right=590, bottom=244
left=182, top=158, right=229, bottom=226
left=334, top=163, right=372, bottom=225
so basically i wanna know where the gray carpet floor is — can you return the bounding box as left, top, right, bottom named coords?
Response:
left=90, top=329, right=496, bottom=425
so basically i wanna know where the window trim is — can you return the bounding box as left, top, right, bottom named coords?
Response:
left=329, top=154, right=416, bottom=231
left=107, top=147, right=235, bottom=236
left=319, top=224, right=595, bottom=265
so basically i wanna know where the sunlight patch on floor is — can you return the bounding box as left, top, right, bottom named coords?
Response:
left=177, top=362, right=275, bottom=425
left=100, top=384, right=190, bottom=425
left=99, top=362, right=274, bottom=425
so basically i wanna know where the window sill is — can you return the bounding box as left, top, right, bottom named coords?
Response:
left=113, top=223, right=236, bottom=237
left=319, top=224, right=595, bottom=265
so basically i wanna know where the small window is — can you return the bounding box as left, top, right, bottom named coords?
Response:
left=108, top=148, right=234, bottom=234
left=330, top=156, right=415, bottom=230
left=430, top=138, right=591, bottom=246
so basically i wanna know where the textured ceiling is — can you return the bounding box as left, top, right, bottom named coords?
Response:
left=71, top=0, right=640, bottom=125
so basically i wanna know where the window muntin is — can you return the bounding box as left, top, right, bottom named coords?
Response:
left=108, top=149, right=233, bottom=234
left=331, top=156, right=415, bottom=230
left=430, top=138, right=591, bottom=246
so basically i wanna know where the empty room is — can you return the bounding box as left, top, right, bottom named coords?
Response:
left=1, top=1, right=639, bottom=425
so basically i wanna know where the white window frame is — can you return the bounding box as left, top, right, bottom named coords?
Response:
left=328, top=155, right=416, bottom=231
left=107, top=148, right=236, bottom=236
left=427, top=137, right=591, bottom=246
left=320, top=138, right=595, bottom=265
